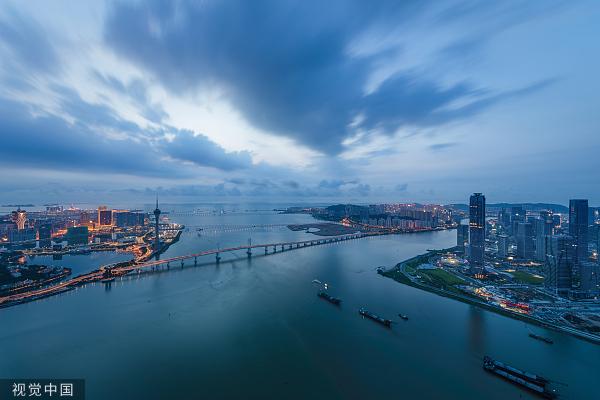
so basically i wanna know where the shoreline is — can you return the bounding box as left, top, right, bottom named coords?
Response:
left=382, top=251, right=600, bottom=345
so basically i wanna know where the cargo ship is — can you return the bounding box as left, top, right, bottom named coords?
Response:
left=483, top=356, right=557, bottom=398
left=318, top=291, right=341, bottom=305
left=529, top=333, right=553, bottom=344
left=359, top=308, right=392, bottom=327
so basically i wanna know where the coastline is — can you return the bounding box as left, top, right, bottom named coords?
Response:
left=382, top=250, right=600, bottom=345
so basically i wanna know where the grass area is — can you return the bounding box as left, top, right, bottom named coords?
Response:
left=511, top=271, right=544, bottom=285
left=419, top=269, right=465, bottom=286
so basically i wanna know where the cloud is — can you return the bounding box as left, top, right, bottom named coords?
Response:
left=103, top=0, right=552, bottom=155
left=159, top=129, right=253, bottom=171
left=428, top=142, right=459, bottom=151
left=0, top=8, right=59, bottom=75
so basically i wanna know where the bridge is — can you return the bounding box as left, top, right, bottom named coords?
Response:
left=106, top=232, right=371, bottom=274
left=0, top=232, right=380, bottom=307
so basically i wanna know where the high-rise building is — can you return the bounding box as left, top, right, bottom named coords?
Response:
left=535, top=212, right=554, bottom=261
left=578, top=261, right=600, bottom=297
left=498, top=208, right=511, bottom=233
left=545, top=234, right=576, bottom=297
left=497, top=234, right=509, bottom=258
left=153, top=197, right=161, bottom=251
left=510, top=206, right=526, bottom=235
left=12, top=208, right=27, bottom=230
left=457, top=223, right=469, bottom=251
left=98, top=206, right=112, bottom=226
left=66, top=226, right=89, bottom=246
left=469, top=193, right=486, bottom=274
left=569, top=199, right=589, bottom=267
left=38, top=223, right=52, bottom=248
left=516, top=222, right=535, bottom=259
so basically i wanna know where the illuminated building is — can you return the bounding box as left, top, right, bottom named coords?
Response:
left=516, top=222, right=535, bottom=259
left=510, top=206, right=525, bottom=235
left=12, top=208, right=27, bottom=230
left=98, top=206, right=112, bottom=226
left=535, top=211, right=554, bottom=261
left=497, top=234, right=509, bottom=258
left=153, top=196, right=161, bottom=250
left=578, top=261, right=600, bottom=297
left=569, top=199, right=589, bottom=267
left=457, top=223, right=469, bottom=252
left=544, top=234, right=575, bottom=297
left=468, top=193, right=485, bottom=274
left=38, top=223, right=52, bottom=248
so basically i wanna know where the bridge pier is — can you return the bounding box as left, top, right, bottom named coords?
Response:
left=281, top=245, right=285, bottom=251
left=181, top=260, right=184, bottom=268
left=216, top=253, right=221, bottom=263
left=194, top=257, right=197, bottom=265
left=264, top=246, right=268, bottom=255
left=247, top=248, right=252, bottom=258
left=273, top=246, right=277, bottom=253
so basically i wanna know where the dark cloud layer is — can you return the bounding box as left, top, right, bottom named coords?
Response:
left=104, top=0, right=545, bottom=155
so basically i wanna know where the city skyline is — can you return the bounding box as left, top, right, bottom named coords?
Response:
left=1, top=0, right=600, bottom=204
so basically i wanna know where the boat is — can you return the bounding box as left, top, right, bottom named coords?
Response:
left=399, top=314, right=409, bottom=320
left=318, top=291, right=341, bottom=305
left=359, top=308, right=392, bottom=327
left=312, top=279, right=322, bottom=284
left=483, top=356, right=557, bottom=399
left=529, top=333, right=553, bottom=344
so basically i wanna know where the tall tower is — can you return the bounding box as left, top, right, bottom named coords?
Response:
left=569, top=199, right=588, bottom=267
left=14, top=207, right=27, bottom=230
left=153, top=195, right=161, bottom=251
left=468, top=193, right=486, bottom=275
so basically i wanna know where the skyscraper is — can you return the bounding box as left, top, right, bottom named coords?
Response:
left=535, top=212, right=554, bottom=261
left=153, top=196, right=161, bottom=251
left=569, top=199, right=589, bottom=267
left=12, top=207, right=27, bottom=230
left=457, top=223, right=469, bottom=252
left=469, top=193, right=485, bottom=274
left=516, top=222, right=535, bottom=259
left=545, top=234, right=575, bottom=297
left=497, top=234, right=509, bottom=258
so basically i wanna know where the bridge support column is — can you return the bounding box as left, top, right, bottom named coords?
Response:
left=181, top=260, right=184, bottom=268
left=194, top=257, right=197, bottom=265
left=247, top=248, right=252, bottom=258
left=216, top=253, right=221, bottom=263
left=273, top=246, right=277, bottom=253
left=264, top=246, right=268, bottom=255
left=281, top=245, right=284, bottom=251
left=167, top=262, right=170, bottom=269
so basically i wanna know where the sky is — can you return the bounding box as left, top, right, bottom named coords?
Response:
left=0, top=0, right=599, bottom=205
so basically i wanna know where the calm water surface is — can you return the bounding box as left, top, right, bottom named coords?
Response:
left=1, top=205, right=598, bottom=399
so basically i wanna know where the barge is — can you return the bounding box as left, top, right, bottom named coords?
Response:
left=359, top=308, right=392, bottom=327
left=318, top=291, right=341, bottom=305
left=483, top=356, right=557, bottom=398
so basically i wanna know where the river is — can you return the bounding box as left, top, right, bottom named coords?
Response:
left=1, top=205, right=598, bottom=399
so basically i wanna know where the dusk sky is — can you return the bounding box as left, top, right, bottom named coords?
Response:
left=1, top=0, right=599, bottom=205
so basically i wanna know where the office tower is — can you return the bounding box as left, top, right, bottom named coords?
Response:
left=497, top=234, right=509, bottom=258
left=510, top=206, right=525, bottom=235
left=516, top=222, right=535, bottom=259
left=569, top=199, right=589, bottom=266
left=498, top=208, right=511, bottom=232
left=469, top=193, right=486, bottom=274
left=457, top=223, right=469, bottom=251
left=578, top=261, right=600, bottom=297
left=66, top=226, right=89, bottom=246
left=545, top=234, right=575, bottom=297
left=38, top=223, right=52, bottom=248
left=535, top=212, right=554, bottom=261
left=98, top=206, right=112, bottom=226
left=552, top=214, right=561, bottom=230
left=153, top=197, right=161, bottom=250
